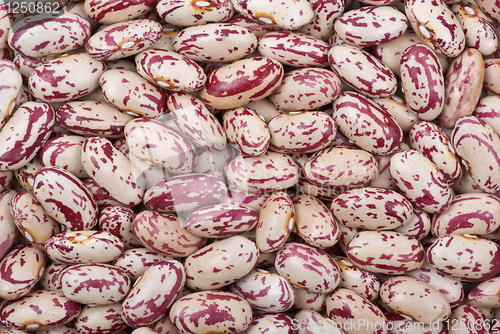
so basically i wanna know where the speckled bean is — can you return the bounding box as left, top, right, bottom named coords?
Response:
left=60, top=263, right=130, bottom=305
left=0, top=102, right=54, bottom=171
left=399, top=44, right=445, bottom=121
left=267, top=111, right=337, bottom=154
left=124, top=118, right=197, bottom=174
left=427, top=234, right=500, bottom=281
left=328, top=44, right=397, bottom=98
left=167, top=92, right=227, bottom=151
left=483, top=58, right=500, bottom=95
left=0, top=60, right=22, bottom=129
left=258, top=32, right=330, bottom=68
left=0, top=290, right=81, bottom=331
left=0, top=244, right=46, bottom=300
left=469, top=277, right=500, bottom=308
left=132, top=210, right=205, bottom=257
left=255, top=191, right=294, bottom=253
left=8, top=12, right=91, bottom=58
left=28, top=53, right=106, bottom=103
left=334, top=6, right=408, bottom=47
left=346, top=230, right=425, bottom=275
left=231, top=268, right=295, bottom=312
left=81, top=136, right=145, bottom=206
left=10, top=192, right=60, bottom=249
left=447, top=304, right=489, bottom=334
left=200, top=56, right=283, bottom=109
left=74, top=303, right=127, bottom=334
left=274, top=241, right=340, bottom=293
left=156, top=0, right=234, bottom=27
left=331, top=187, right=413, bottom=231
left=99, top=69, right=168, bottom=118
left=241, top=314, right=295, bottom=334
left=438, top=48, right=484, bottom=127
left=292, top=194, right=339, bottom=248
left=33, top=166, right=98, bottom=231
left=225, top=151, right=299, bottom=193
left=326, top=288, right=388, bottom=334
left=0, top=190, right=17, bottom=260
left=451, top=115, right=500, bottom=194
left=135, top=49, right=206, bottom=92
left=169, top=291, right=253, bottom=334
left=332, top=91, right=403, bottom=155
left=84, top=0, right=157, bottom=24
left=230, top=0, right=313, bottom=29
left=473, top=95, right=500, bottom=135
left=394, top=208, right=431, bottom=241
left=405, top=0, right=465, bottom=57
left=333, top=256, right=380, bottom=301
left=86, top=19, right=162, bottom=61
left=389, top=149, right=452, bottom=214
left=45, top=230, right=124, bottom=264
left=39, top=262, right=69, bottom=292
left=39, top=134, right=89, bottom=178
left=296, top=0, right=345, bottom=40
left=99, top=205, right=140, bottom=249
left=303, top=147, right=378, bottom=188
left=405, top=258, right=465, bottom=308
left=268, top=67, right=341, bottom=111
left=184, top=235, right=258, bottom=290
left=112, top=248, right=173, bottom=281
left=121, top=260, right=185, bottom=327
left=173, top=23, right=257, bottom=62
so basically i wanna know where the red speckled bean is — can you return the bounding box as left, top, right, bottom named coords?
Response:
left=86, top=19, right=163, bottom=61
left=331, top=187, right=413, bottom=231
left=0, top=60, right=22, bottom=129
left=333, top=91, right=403, bottom=155
left=84, top=0, right=157, bottom=24
left=241, top=314, right=295, bottom=334
left=121, top=260, right=185, bottom=327
left=258, top=32, right=330, bottom=68
left=45, top=230, right=124, bottom=264
left=39, top=134, right=89, bottom=178
left=333, top=256, right=380, bottom=301
left=100, top=69, right=168, bottom=119
left=200, top=56, right=283, bottom=110
left=186, top=203, right=259, bottom=238
left=173, top=23, right=257, bottom=62
left=225, top=151, right=299, bottom=193
left=124, top=118, right=197, bottom=174
left=469, top=277, right=500, bottom=308
left=346, top=231, right=425, bottom=275
left=474, top=95, right=500, bottom=135
left=255, top=191, right=294, bottom=253
left=33, top=166, right=98, bottom=231
left=132, top=210, right=205, bottom=257
left=230, top=0, right=313, bottom=29
left=0, top=190, right=17, bottom=260
left=326, top=288, right=389, bottom=334
left=60, top=263, right=130, bottom=305
left=275, top=241, right=340, bottom=293
left=39, top=262, right=69, bottom=292
left=99, top=205, right=140, bottom=249
left=447, top=304, right=489, bottom=334
left=8, top=12, right=91, bottom=58
left=113, top=248, right=173, bottom=281
left=405, top=0, right=465, bottom=57
left=399, top=44, right=445, bottom=121
left=169, top=290, right=253, bottom=334
left=10, top=192, right=60, bottom=249
left=167, top=92, right=227, bottom=151
left=268, top=112, right=337, bottom=154
left=231, top=268, right=295, bottom=313
left=380, top=276, right=451, bottom=324
left=334, top=6, right=408, bottom=47
left=451, top=115, right=500, bottom=194
left=184, top=235, right=258, bottom=290
left=328, top=44, right=397, bottom=98
left=0, top=290, right=81, bottom=331
left=74, top=303, right=127, bottom=334
left=223, top=106, right=270, bottom=157
left=389, top=149, right=453, bottom=214
left=427, top=234, right=500, bottom=281
left=156, top=0, right=234, bottom=27
left=81, top=136, right=145, bottom=206
left=135, top=49, right=206, bottom=92
left=0, top=102, right=54, bottom=172
left=438, top=48, right=484, bottom=127
left=268, top=67, right=341, bottom=111
left=292, top=194, right=339, bottom=248
left=28, top=53, right=106, bottom=103
left=0, top=244, right=46, bottom=300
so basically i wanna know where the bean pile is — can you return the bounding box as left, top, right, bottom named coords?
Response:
left=0, top=0, right=500, bottom=333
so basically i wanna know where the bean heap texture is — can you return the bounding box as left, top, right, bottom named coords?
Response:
left=1, top=0, right=500, bottom=333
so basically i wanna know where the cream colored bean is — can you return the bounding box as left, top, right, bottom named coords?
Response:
left=74, top=303, right=127, bottom=334
left=380, top=276, right=451, bottom=324
left=373, top=96, right=420, bottom=133
left=333, top=256, right=380, bottom=301
left=184, top=235, right=258, bottom=290
left=474, top=95, right=500, bottom=135
left=84, top=0, right=157, bottom=24
left=0, top=60, right=22, bottom=129
left=156, top=0, right=234, bottom=27
left=483, top=59, right=500, bottom=95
